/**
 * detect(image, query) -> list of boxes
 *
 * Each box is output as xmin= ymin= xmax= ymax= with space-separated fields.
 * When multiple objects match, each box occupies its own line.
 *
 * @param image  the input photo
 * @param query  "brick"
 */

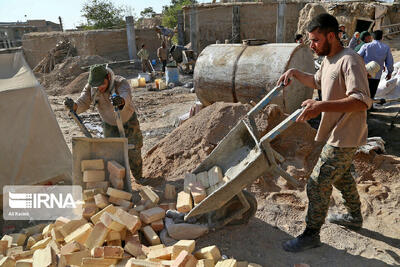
xmin=197 ymin=259 xmax=215 ymax=267
xmin=50 ymin=227 xmax=64 ymax=243
xmin=26 ymin=233 xmax=42 ymax=250
xmin=196 ymin=171 xmax=209 ymax=188
xmin=81 ymin=159 xmax=104 ymax=171
xmin=62 ymin=249 xmax=90 ymax=266
xmin=148 ymin=244 xmax=165 ymax=250
xmin=125 ymin=258 xmax=161 ymax=267
xmin=83 ymin=205 xmax=99 ymax=219
xmin=190 ymin=182 xmax=207 ymax=204
xmin=107 ymin=187 xmax=132 ymax=201
xmin=82 ymin=257 xmax=118 ymax=266
xmin=9 ymin=233 xmax=26 ymax=246
xmin=134 ymin=204 xmax=146 ymax=213
xmin=21 ymin=223 xmax=46 ymax=236
xmin=94 ymin=193 xmax=109 ymax=209
xmin=126 ymin=232 xmax=140 ymax=243
xmin=108 ymin=160 xmax=125 ymax=178
xmin=172 ymin=240 xmax=195 ymax=260
xmin=12 ymin=250 xmax=34 ymax=261
xmin=144 ymin=199 xmax=157 ymax=209
xmin=15 ymin=259 xmax=33 ymax=267
xmin=91 ymin=204 xmax=117 ymax=225
xmin=110 ymin=174 xmax=124 ymax=190
xmin=107 ymin=239 xmax=122 ymax=246
xmin=247 ymin=264 xmax=263 ymax=267
xmin=59 ymin=218 xmax=87 ymax=237
xmin=41 ymin=224 xmax=54 ymax=237
xmin=147 ymin=246 xmax=173 ymax=260
xmin=104 ymin=246 xmax=124 ymax=259
xmin=107 ymin=230 xmax=121 ymax=241
xmin=30 ymin=236 xmax=51 ymax=251
xmin=124 ymin=240 xmax=146 ymax=257
xmin=84 ymin=199 xmax=97 ymax=209
xmin=60 ymin=240 xmax=84 ymax=255
xmin=128 ymin=208 xmax=140 ymax=216
xmin=194 ymin=246 xmax=221 ymax=263
xmin=64 ymin=223 xmax=93 ymax=245
xmin=139 ymin=186 xmax=160 ymax=204
xmin=236 ymin=262 xmax=247 ymax=267
xmin=53 ymin=217 xmax=70 ymax=228
xmin=172 ymin=250 xmax=197 ymax=267
xmin=184 ymin=173 xmax=197 ymax=193
xmin=83 ymin=170 xmax=105 ymax=182
xmin=176 ymin=191 xmax=192 ymax=213
xmin=85 ymin=222 xmax=109 ymax=249
xmin=86 ymin=181 xmax=110 ymax=191
xmin=142 ymin=226 xmax=161 ymax=246
xmin=83 ymin=188 xmax=105 ymax=200
xmin=100 ymin=212 xmax=125 ymax=231
xmin=0 ymin=240 xmax=8 ymax=255
xmin=115 ymin=208 xmax=142 ymax=232
xmin=109 ymin=196 xmax=133 ymax=209
xmin=0 ymin=236 xmax=12 ymax=248
xmin=91 ymin=246 xmax=104 ymax=258
xmin=207 ymin=166 xmax=223 ymax=187
xmin=0 ymin=257 xmax=16 ymax=267
xmin=140 ymin=207 xmax=165 ymax=224
xmin=215 ymin=260 xmax=237 ymax=267
xmin=151 ymin=219 xmax=164 ymax=232
xmin=164 ymin=184 xmax=177 ymax=200
xmin=32 ymin=246 xmax=56 ymax=267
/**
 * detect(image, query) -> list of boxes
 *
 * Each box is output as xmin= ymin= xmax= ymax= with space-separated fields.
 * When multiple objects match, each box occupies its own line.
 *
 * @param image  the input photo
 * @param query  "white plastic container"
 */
xmin=138 ymin=73 xmax=151 ymax=82
xmin=129 ymin=78 xmax=139 ymax=88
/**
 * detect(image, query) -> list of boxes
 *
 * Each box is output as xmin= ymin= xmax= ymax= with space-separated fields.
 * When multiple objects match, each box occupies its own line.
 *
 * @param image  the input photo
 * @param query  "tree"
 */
xmin=162 ymin=0 xmax=197 ymax=29
xmin=140 ymin=7 xmax=157 ymax=18
xmin=81 ymin=0 xmax=127 ymax=29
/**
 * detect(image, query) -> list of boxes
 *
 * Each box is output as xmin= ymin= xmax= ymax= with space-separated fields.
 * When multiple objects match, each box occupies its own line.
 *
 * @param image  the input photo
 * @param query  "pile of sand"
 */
xmin=38 ymin=55 xmax=109 ymax=96
xmin=143 ymin=102 xmax=319 ymax=182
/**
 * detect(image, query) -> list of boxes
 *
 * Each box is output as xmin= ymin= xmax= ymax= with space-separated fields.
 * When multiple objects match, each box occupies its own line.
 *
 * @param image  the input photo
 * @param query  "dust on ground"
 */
xmin=46 ymin=54 xmax=400 ymax=266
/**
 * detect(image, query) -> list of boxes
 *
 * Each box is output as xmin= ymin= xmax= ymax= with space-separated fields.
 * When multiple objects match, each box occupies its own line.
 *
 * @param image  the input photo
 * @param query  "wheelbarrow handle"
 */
xmin=247 ymin=82 xmax=286 ymax=117
xmin=68 ymin=110 xmax=93 ymax=138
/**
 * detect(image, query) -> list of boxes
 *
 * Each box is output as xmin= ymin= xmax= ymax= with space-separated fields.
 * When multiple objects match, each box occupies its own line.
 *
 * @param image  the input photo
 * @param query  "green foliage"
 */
xmin=162 ymin=0 xmax=197 ymax=29
xmin=140 ymin=7 xmax=156 ymax=18
xmin=81 ymin=0 xmax=127 ymax=29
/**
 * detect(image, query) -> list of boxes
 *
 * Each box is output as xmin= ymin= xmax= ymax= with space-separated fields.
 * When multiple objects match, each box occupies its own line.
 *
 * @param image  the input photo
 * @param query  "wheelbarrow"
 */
xmin=184 ymin=83 xmax=304 ymax=228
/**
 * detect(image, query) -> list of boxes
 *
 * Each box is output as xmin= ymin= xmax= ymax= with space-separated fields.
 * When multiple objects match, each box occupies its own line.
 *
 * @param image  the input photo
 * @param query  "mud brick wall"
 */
xmin=22 ymin=29 xmax=161 ymax=68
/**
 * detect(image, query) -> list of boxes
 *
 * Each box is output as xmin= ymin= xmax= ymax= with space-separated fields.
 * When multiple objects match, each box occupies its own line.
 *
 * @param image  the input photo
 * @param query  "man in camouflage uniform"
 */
xmin=64 ymin=65 xmax=143 ymax=181
xmin=277 ymin=13 xmax=372 ymax=252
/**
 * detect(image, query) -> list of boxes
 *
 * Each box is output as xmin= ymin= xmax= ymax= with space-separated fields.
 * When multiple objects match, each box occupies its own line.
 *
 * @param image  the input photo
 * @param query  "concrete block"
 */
xmin=184 ymin=173 xmax=197 ymax=193
xmin=190 ymin=182 xmax=207 ymax=204
xmin=215 ymin=260 xmax=237 ymax=267
xmin=83 ymin=170 xmax=105 ymax=182
xmin=194 ymin=246 xmax=221 ymax=263
xmin=151 ymin=219 xmax=164 ymax=232
xmin=142 ymin=226 xmax=161 ymax=245
xmin=109 ymin=196 xmax=133 ymax=209
xmin=207 ymin=166 xmax=223 ymax=187
xmin=64 ymin=223 xmax=93 ymax=245
xmin=115 ymin=208 xmax=142 ymax=233
xmin=196 ymin=171 xmax=209 ymax=188
xmin=86 ymin=181 xmax=110 ymax=191
xmin=176 ymin=191 xmax=192 ymax=213
xmin=164 ymin=184 xmax=177 ymax=200
xmin=91 ymin=204 xmax=117 ymax=225
xmin=140 ymin=207 xmax=166 ymax=224
xmin=85 ymin=222 xmax=109 ymax=249
xmin=107 ymin=187 xmax=132 ymax=201
xmin=171 ymin=250 xmax=197 ymax=267
xmin=172 ymin=240 xmax=195 ymax=259
xmin=139 ymin=186 xmax=160 ymax=204
xmin=100 ymin=212 xmax=125 ymax=232
xmin=81 ymin=159 xmax=104 ymax=171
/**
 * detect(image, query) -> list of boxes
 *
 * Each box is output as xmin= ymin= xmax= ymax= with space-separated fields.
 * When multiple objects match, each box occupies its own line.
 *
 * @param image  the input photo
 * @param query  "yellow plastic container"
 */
xmin=138 ymin=77 xmax=146 ymax=87
xmin=155 ymin=79 xmax=161 ymax=89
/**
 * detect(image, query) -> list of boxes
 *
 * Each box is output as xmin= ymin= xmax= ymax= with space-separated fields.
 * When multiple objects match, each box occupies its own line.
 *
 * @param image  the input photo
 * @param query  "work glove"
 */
xmin=111 ymin=94 xmax=125 ymax=110
xmin=64 ymin=97 xmax=75 ymax=111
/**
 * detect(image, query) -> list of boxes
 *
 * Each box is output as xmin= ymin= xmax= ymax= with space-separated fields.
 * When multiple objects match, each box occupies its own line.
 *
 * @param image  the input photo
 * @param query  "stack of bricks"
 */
xmin=0 ymin=161 xmax=262 ymax=267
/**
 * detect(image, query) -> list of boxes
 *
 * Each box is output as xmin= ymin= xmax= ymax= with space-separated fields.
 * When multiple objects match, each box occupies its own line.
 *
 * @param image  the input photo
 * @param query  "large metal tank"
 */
xmin=194 ymin=43 xmax=315 ymax=113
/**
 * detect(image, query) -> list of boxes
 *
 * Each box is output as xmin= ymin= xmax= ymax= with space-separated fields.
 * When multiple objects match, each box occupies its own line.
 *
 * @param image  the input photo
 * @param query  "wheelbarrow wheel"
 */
xmin=227 ymin=190 xmax=258 ymax=226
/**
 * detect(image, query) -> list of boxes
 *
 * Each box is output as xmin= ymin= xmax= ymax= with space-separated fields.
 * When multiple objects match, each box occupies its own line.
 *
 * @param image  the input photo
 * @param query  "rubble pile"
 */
xmin=0 ymin=158 xmax=263 ymax=266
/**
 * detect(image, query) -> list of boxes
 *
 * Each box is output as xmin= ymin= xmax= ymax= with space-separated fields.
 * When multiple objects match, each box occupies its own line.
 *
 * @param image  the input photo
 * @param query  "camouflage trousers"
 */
xmin=103 ymin=112 xmax=143 ymax=180
xmin=306 ymin=144 xmax=361 ymax=230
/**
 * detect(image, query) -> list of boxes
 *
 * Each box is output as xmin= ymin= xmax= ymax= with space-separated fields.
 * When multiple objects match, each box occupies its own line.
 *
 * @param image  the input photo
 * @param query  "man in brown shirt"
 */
xmin=277 ymin=13 xmax=372 ymax=252
xmin=157 ymin=42 xmax=168 ymax=73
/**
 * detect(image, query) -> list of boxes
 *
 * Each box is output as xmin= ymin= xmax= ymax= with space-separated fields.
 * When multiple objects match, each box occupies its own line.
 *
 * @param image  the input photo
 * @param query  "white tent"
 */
xmin=0 ymin=51 xmax=71 ymax=187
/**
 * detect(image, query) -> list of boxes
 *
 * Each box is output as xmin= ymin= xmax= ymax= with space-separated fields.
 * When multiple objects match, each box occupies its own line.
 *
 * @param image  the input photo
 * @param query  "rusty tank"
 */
xmin=193 ymin=43 xmax=315 ymax=113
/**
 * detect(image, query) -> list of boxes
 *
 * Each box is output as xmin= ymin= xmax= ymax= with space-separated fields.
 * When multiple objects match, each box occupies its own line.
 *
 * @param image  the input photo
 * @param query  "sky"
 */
xmin=0 ymin=0 xmax=210 ymax=30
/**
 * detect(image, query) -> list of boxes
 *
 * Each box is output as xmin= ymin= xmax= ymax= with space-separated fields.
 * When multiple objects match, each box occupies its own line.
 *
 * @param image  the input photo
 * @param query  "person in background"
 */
xmin=349 ymin=31 xmax=360 ymax=50
xmin=278 ymin=13 xmax=371 ymax=253
xmin=64 ymin=65 xmax=143 ymax=181
xmin=355 ymin=31 xmax=372 ymax=52
xmin=157 ymin=42 xmax=168 ymax=73
xmin=295 ymin=34 xmax=303 ymax=44
xmin=339 ymin=24 xmax=348 ymax=45
xmin=358 ymin=30 xmax=394 ymax=99
xmin=137 ymin=44 xmax=152 ymax=73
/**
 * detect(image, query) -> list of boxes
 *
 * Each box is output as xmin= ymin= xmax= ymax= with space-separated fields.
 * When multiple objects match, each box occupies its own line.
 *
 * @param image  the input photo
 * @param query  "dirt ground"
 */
xmin=44 ymin=52 xmax=400 ymax=266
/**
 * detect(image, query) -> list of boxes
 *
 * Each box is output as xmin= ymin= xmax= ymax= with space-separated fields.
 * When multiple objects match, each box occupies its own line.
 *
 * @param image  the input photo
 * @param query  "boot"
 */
xmin=327 ymin=212 xmax=362 ymax=229
xmin=282 ymin=227 xmax=321 ymax=253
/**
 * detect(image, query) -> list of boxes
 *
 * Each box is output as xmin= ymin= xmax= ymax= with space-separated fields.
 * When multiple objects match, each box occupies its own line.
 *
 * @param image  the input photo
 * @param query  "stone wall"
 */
xmin=22 ymin=28 xmax=161 ymax=68
xmin=183 ymin=2 xmax=306 ymax=52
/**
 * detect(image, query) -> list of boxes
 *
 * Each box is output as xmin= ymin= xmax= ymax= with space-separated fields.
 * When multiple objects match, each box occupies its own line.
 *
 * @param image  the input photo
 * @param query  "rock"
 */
xmin=160 ymin=229 xmax=177 ymax=247
xmin=166 ymin=223 xmax=208 ymax=240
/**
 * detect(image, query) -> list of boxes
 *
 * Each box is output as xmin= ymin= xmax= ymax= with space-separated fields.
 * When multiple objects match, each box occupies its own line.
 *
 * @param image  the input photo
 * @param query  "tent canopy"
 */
xmin=0 ymin=51 xmax=71 ymax=187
